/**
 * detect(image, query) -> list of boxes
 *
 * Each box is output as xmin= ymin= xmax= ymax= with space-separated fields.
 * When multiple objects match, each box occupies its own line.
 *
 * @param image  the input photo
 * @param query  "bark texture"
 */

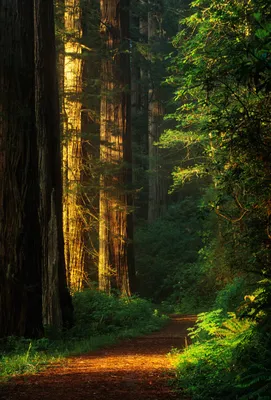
xmin=0 ymin=0 xmax=43 ymax=337
xmin=99 ymin=0 xmax=135 ymax=296
xmin=148 ymin=3 xmax=167 ymax=223
xmin=34 ymin=0 xmax=73 ymax=329
xmin=0 ymin=0 xmax=72 ymax=338
xmin=62 ymin=0 xmax=84 ymax=291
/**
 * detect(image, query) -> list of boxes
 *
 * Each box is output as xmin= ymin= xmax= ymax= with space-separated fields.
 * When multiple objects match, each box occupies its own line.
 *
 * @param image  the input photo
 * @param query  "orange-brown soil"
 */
xmin=0 ymin=315 xmax=196 ymax=400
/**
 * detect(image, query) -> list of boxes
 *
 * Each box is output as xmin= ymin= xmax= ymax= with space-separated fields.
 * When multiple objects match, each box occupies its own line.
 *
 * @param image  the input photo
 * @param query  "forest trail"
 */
xmin=0 ymin=315 xmax=196 ymax=400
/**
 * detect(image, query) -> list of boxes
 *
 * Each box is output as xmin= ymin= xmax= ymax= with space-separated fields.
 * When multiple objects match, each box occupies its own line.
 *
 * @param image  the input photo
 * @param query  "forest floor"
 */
xmin=0 ymin=315 xmax=196 ymax=400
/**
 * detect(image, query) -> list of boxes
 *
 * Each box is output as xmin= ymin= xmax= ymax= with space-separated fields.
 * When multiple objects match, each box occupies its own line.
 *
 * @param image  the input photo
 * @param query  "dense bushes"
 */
xmin=214 ymin=277 xmax=247 ymax=313
xmin=135 ymin=194 xmax=250 ymax=314
xmin=135 ymin=197 xmax=205 ymax=305
xmin=71 ymin=290 xmax=166 ymax=337
xmin=173 ymin=281 xmax=271 ymax=399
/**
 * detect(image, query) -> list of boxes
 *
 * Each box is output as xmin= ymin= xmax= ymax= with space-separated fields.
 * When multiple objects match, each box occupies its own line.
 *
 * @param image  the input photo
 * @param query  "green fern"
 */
xmin=237 ymin=361 xmax=271 ymax=399
xmin=215 ymin=316 xmax=254 ymax=340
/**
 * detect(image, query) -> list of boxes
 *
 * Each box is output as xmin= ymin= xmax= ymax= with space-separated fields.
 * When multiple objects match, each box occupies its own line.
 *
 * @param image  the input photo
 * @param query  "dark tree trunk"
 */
xmin=34 ymin=0 xmax=73 ymax=328
xmin=81 ymin=0 xmax=101 ymax=284
xmin=147 ymin=2 xmax=168 ymax=223
xmin=0 ymin=0 xmax=43 ymax=337
xmin=0 ymin=0 xmax=72 ymax=338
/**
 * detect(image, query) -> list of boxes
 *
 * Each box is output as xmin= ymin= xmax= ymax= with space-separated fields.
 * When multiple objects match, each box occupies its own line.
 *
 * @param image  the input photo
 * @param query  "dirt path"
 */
xmin=0 ymin=315 xmax=196 ymax=400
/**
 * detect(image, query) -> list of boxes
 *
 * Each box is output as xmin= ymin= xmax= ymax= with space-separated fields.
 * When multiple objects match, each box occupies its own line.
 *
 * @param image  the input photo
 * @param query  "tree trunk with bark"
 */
xmin=0 ymin=0 xmax=72 ymax=337
xmin=0 ymin=0 xmax=43 ymax=338
xmin=99 ymin=0 xmax=135 ymax=296
xmin=62 ymin=0 xmax=85 ymax=292
xmin=34 ymin=0 xmax=73 ymax=329
xmin=148 ymin=1 xmax=167 ymax=223
xmin=80 ymin=0 xmax=102 ymax=284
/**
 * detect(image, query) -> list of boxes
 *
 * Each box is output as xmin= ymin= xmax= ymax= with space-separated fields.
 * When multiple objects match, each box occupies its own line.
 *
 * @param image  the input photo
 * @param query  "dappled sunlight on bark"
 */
xmin=62 ymin=0 xmax=84 ymax=292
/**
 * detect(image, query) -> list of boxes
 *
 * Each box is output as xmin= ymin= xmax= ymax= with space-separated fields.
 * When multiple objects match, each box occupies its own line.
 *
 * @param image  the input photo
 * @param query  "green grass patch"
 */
xmin=0 ymin=335 xmax=115 ymax=380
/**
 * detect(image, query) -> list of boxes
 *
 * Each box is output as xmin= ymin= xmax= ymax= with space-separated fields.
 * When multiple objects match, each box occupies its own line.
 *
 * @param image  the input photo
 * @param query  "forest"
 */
xmin=0 ymin=0 xmax=271 ymax=399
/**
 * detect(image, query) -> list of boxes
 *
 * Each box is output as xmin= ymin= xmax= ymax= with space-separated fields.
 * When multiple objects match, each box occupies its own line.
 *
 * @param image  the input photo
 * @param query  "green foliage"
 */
xmin=174 ymin=280 xmax=271 ymax=399
xmin=0 ymin=335 xmax=115 ymax=380
xmin=135 ymin=192 xmax=250 ymax=313
xmin=240 ymin=278 xmax=271 ymax=323
xmin=162 ymin=0 xmax=271 ymax=281
xmin=135 ymin=196 xmax=206 ymax=306
xmin=71 ymin=289 xmax=166 ymax=337
xmin=214 ymin=277 xmax=247 ymax=313
xmin=164 ymin=1 xmax=271 ymax=395
xmin=174 ymin=310 xmax=257 ymax=399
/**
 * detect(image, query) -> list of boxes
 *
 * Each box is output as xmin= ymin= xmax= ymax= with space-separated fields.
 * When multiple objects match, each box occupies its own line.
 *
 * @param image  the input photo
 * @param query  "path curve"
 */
xmin=0 ymin=315 xmax=196 ymax=400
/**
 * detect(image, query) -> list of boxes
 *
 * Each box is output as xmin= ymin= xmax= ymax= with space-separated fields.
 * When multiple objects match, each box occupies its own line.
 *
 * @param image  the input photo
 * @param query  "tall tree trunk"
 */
xmin=0 ymin=0 xmax=43 ymax=338
xmin=148 ymin=2 xmax=167 ymax=223
xmin=34 ymin=0 xmax=73 ymax=328
xmin=99 ymin=0 xmax=135 ymax=296
xmin=129 ymin=0 xmax=149 ymax=221
xmin=80 ymin=0 xmax=101 ymax=283
xmin=0 ymin=0 xmax=72 ymax=337
xmin=139 ymin=0 xmax=148 ymax=108
xmin=62 ymin=0 xmax=84 ymax=291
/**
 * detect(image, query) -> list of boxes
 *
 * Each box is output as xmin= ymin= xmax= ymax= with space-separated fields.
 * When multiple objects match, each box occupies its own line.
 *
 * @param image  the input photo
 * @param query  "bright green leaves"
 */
xmin=165 ymin=3 xmax=271 ymax=398
xmin=171 ymin=164 xmax=207 ymax=187
xmin=164 ymin=0 xmax=271 ymax=216
xmin=173 ymin=309 xmax=259 ymax=399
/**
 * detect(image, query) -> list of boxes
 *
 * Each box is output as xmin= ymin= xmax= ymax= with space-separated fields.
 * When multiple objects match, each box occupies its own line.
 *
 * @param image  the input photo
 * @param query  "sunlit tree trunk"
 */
xmin=34 ymin=0 xmax=73 ymax=328
xmin=148 ymin=2 xmax=167 ymax=223
xmin=99 ymin=0 xmax=135 ymax=296
xmin=55 ymin=0 xmax=65 ymax=130
xmin=0 ymin=0 xmax=43 ymax=337
xmin=62 ymin=0 xmax=84 ymax=291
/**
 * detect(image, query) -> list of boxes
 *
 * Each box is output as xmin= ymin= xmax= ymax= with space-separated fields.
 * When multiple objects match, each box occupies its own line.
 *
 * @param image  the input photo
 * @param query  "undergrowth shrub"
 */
xmin=174 ymin=310 xmax=256 ymax=399
xmin=71 ymin=290 xmax=166 ymax=337
xmin=214 ymin=277 xmax=247 ymax=313
xmin=135 ymin=199 xmax=204 ymax=304
xmin=174 ymin=281 xmax=271 ymax=399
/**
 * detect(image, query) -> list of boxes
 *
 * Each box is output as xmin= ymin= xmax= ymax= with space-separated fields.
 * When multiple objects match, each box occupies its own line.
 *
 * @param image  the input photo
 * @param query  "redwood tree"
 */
xmin=0 ymin=0 xmax=72 ymax=337
xmin=147 ymin=0 xmax=169 ymax=223
xmin=34 ymin=0 xmax=73 ymax=328
xmin=62 ymin=0 xmax=85 ymax=292
xmin=99 ymin=0 xmax=135 ymax=295
xmin=0 ymin=0 xmax=43 ymax=337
